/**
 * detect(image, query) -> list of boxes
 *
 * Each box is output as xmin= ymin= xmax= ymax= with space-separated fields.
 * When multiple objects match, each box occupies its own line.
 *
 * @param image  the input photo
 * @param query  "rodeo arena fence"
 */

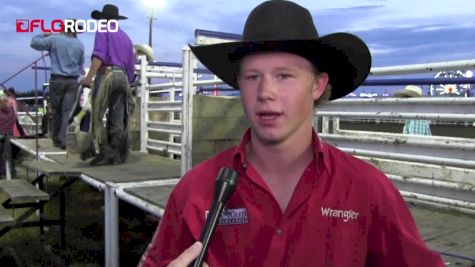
xmin=135 ymin=30 xmax=475 ymax=215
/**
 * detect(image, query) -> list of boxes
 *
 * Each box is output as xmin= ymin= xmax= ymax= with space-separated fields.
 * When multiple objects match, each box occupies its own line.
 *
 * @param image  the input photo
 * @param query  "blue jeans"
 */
xmin=49 ymin=76 xmax=79 ymax=147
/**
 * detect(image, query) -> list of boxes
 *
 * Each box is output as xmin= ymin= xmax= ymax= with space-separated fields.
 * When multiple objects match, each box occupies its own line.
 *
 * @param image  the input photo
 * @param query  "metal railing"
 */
xmin=136 ymin=45 xmax=475 ymax=212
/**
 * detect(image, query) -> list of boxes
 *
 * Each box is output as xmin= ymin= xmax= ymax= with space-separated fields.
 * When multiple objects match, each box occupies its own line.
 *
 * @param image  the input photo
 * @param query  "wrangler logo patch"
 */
xmin=321 ymin=207 xmax=359 ymax=222
xmin=206 ymin=208 xmax=248 ymax=225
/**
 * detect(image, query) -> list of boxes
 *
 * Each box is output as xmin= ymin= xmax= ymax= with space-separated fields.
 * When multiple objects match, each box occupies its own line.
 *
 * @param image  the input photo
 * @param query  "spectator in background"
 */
xmin=0 ymin=91 xmax=15 ymax=178
xmin=31 ymin=22 xmax=85 ymax=149
xmin=4 ymin=87 xmax=23 ymax=137
xmin=394 ymin=85 xmax=432 ymax=136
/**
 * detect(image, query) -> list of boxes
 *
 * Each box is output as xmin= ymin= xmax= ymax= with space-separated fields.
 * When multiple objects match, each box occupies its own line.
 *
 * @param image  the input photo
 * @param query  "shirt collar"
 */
xmin=232 ymin=128 xmax=332 ymax=175
xmin=233 ymin=129 xmax=251 ymax=172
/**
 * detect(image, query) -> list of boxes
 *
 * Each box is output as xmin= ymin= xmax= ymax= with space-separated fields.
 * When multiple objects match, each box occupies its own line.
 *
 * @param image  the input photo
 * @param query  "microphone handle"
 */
xmin=190 ymin=201 xmax=225 ymax=267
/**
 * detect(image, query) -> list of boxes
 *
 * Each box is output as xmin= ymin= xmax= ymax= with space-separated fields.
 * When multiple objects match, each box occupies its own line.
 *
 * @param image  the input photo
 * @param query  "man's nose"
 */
xmin=257 ymin=76 xmax=277 ymax=101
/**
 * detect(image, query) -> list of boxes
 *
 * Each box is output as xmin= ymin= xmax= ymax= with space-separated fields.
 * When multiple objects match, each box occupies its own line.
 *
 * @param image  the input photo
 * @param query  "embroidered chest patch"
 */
xmin=206 ymin=208 xmax=249 ymax=225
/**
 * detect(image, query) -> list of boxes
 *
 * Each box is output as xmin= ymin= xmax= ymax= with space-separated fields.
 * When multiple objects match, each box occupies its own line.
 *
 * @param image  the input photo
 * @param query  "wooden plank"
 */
xmin=10 ymin=138 xmax=66 ymax=156
xmin=48 ymin=152 xmax=181 ymax=184
xmin=0 ymin=180 xmax=49 ymax=204
xmin=21 ymin=160 xmax=82 ymax=176
xmin=124 ymin=185 xmax=174 ymax=209
xmin=0 ymin=205 xmax=14 ymax=227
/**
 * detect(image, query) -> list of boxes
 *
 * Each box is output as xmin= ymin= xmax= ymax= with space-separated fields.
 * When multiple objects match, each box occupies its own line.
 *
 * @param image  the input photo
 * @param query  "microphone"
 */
xmin=191 ymin=167 xmax=240 ymax=267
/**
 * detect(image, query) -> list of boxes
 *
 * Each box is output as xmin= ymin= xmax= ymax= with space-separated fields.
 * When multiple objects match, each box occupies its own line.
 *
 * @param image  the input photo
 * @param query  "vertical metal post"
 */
xmin=140 ymin=56 xmax=149 ymax=153
xmin=321 ymin=116 xmax=330 ymax=134
xmin=34 ymin=62 xmax=39 ymax=160
xmin=3 ymin=161 xmax=12 ymax=180
xmin=181 ymin=46 xmax=194 ymax=176
xmin=332 ymin=117 xmax=340 ymax=134
xmin=312 ymin=111 xmax=319 ymax=131
xmin=60 ymin=189 xmax=66 ymax=251
xmin=148 ymin=9 xmax=153 ymax=48
xmin=104 ymin=184 xmax=119 ymax=267
xmin=169 ymin=74 xmax=176 ymax=159
xmin=5 ymin=112 xmax=12 ymax=179
xmin=38 ymin=175 xmax=45 ymax=235
xmin=42 ymin=83 xmax=48 ymax=114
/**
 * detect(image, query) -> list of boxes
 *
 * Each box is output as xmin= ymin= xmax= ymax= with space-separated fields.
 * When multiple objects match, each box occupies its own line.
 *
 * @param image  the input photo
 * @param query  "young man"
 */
xmin=80 ymin=4 xmax=135 ymax=165
xmin=31 ymin=25 xmax=85 ymax=149
xmin=140 ymin=1 xmax=445 ymax=266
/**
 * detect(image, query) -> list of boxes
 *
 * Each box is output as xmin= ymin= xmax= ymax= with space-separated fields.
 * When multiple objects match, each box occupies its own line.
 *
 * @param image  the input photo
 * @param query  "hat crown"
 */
xmin=102 ymin=4 xmax=119 ymax=16
xmin=242 ymin=0 xmax=319 ymax=41
xmin=91 ymin=4 xmax=127 ymax=20
xmin=404 ymin=85 xmax=423 ymax=96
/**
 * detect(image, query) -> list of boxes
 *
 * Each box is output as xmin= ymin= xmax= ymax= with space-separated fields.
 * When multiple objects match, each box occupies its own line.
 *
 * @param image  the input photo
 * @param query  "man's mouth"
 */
xmin=257 ymin=111 xmax=282 ymax=120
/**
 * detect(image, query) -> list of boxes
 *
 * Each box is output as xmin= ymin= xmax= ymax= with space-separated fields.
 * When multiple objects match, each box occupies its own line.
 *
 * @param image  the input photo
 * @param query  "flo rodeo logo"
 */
xmin=16 ymin=19 xmax=119 ymax=33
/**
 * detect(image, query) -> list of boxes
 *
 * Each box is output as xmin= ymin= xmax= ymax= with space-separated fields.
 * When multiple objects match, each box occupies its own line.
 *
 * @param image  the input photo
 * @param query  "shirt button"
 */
xmin=276 ymin=228 xmax=283 ymax=236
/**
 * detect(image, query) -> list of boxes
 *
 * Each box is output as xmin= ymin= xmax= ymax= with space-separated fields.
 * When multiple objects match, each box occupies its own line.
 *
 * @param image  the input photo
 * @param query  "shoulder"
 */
xmin=169 ymin=146 xmax=237 ymax=204
xmin=324 ymin=142 xmax=395 ymax=192
xmin=323 ymin=143 xmax=409 ymax=219
xmin=325 ymin=143 xmax=385 ymax=177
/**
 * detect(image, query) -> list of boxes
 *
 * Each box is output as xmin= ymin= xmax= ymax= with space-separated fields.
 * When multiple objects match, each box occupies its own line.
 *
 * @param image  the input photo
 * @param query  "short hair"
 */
xmin=7 ymin=87 xmax=16 ymax=97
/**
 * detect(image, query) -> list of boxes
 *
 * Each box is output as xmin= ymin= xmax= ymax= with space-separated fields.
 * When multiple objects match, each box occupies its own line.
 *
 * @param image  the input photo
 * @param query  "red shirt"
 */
xmin=141 ymin=129 xmax=444 ymax=267
xmin=0 ymin=105 xmax=15 ymax=135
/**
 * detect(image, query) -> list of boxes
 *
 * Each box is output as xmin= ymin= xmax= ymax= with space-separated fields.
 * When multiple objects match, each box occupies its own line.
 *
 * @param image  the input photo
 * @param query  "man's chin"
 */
xmin=252 ymin=128 xmax=284 ymax=145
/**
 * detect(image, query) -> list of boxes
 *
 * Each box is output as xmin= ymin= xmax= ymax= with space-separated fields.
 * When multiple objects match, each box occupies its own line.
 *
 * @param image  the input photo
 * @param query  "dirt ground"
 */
xmin=0 ymin=168 xmax=159 ymax=267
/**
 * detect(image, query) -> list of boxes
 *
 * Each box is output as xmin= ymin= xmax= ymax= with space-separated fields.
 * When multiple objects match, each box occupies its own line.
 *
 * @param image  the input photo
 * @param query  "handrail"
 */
xmin=0 ymin=53 xmax=49 ymax=90
xmin=370 ymin=59 xmax=475 ymax=76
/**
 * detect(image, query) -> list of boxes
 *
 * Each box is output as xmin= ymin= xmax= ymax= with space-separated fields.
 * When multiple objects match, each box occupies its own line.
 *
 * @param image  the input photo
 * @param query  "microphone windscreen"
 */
xmin=214 ymin=167 xmax=239 ymax=203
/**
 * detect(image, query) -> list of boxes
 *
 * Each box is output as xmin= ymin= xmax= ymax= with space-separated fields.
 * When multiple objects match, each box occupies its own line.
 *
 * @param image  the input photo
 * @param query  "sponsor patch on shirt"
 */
xmin=205 ymin=208 xmax=248 ymax=225
xmin=320 ymin=207 xmax=360 ymax=222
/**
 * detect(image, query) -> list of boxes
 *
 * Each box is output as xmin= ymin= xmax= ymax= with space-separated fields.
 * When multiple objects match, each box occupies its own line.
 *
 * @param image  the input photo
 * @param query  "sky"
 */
xmin=0 ymin=0 xmax=474 ymax=94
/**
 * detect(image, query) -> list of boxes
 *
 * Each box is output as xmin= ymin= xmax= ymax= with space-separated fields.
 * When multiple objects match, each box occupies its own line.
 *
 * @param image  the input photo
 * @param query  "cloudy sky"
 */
xmin=0 ymin=0 xmax=474 ymax=93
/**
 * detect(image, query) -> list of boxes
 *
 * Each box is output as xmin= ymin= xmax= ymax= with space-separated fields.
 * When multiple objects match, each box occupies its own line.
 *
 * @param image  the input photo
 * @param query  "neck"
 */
xmin=247 ymin=128 xmax=314 ymax=176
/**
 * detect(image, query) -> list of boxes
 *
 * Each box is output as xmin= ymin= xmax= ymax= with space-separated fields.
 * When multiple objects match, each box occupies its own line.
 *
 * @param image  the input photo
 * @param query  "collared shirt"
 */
xmin=141 ymin=128 xmax=444 ymax=267
xmin=403 ymin=119 xmax=432 ymax=135
xmin=92 ymin=28 xmax=135 ymax=82
xmin=30 ymin=34 xmax=85 ymax=77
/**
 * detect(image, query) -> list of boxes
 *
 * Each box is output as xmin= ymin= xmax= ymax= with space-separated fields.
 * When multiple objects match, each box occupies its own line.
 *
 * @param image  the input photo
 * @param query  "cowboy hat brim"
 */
xmin=91 ymin=10 xmax=128 ymax=20
xmin=394 ymin=90 xmax=421 ymax=98
xmin=189 ymin=32 xmax=371 ymax=100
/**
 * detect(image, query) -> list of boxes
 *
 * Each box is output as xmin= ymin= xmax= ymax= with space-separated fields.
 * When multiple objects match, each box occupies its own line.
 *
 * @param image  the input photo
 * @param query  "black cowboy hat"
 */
xmin=189 ymin=0 xmax=372 ymax=100
xmin=91 ymin=4 xmax=127 ymax=20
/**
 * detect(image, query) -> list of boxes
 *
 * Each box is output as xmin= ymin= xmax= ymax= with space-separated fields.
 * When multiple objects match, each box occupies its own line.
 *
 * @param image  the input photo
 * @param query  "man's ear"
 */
xmin=313 ymin=72 xmax=329 ymax=101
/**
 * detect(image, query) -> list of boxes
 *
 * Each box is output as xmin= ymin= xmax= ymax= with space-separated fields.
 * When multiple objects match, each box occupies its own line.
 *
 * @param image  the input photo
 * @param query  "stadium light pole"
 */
xmin=148 ymin=10 xmax=153 ymax=47
xmin=144 ymin=0 xmax=165 ymax=47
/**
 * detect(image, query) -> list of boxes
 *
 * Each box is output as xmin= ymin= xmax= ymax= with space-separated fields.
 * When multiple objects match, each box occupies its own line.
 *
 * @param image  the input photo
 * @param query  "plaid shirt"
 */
xmin=403 ymin=119 xmax=432 ymax=135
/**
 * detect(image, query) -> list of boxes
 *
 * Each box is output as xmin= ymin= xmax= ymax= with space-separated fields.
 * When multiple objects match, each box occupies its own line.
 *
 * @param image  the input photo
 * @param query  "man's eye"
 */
xmin=245 ymin=75 xmax=259 ymax=80
xmin=278 ymin=74 xmax=292 ymax=79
